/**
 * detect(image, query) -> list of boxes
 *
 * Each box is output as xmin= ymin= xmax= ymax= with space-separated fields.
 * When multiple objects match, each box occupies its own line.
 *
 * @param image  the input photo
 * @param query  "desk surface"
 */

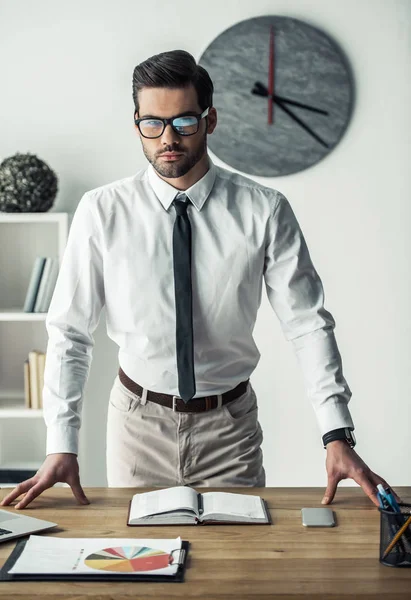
xmin=0 ymin=486 xmax=410 ymax=599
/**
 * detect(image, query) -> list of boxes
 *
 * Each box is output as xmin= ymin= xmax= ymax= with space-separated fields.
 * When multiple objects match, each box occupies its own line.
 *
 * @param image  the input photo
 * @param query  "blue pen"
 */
xmin=377 ymin=484 xmax=398 ymax=512
xmin=377 ymin=486 xmax=392 ymax=511
xmin=384 ymin=487 xmax=401 ymax=513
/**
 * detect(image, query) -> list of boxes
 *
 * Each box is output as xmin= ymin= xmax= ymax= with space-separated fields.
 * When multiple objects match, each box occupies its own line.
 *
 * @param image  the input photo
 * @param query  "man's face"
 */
xmin=135 ymin=84 xmax=216 ymax=179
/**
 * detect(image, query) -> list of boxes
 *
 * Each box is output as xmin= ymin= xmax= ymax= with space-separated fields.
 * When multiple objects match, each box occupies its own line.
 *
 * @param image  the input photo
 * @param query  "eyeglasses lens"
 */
xmin=139 ymin=116 xmax=198 ymax=138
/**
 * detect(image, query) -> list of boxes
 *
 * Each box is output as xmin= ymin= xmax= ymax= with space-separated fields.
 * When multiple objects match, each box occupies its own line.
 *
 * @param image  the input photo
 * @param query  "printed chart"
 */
xmin=84 ymin=545 xmax=173 ymax=572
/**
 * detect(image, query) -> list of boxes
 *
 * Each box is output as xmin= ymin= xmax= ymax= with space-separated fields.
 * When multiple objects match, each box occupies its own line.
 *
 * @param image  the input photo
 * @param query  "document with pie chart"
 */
xmin=8 ymin=535 xmax=183 ymax=576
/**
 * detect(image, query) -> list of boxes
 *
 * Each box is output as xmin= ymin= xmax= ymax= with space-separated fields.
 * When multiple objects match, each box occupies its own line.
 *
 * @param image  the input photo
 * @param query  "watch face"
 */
xmin=198 ymin=16 xmax=354 ymax=177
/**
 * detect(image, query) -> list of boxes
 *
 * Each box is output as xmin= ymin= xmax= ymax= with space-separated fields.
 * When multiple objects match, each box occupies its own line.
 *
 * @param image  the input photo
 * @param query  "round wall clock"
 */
xmin=198 ymin=16 xmax=354 ymax=177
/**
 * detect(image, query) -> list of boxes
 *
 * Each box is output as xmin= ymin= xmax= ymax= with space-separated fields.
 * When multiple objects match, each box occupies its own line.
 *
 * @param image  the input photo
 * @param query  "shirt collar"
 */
xmin=146 ymin=154 xmax=217 ymax=212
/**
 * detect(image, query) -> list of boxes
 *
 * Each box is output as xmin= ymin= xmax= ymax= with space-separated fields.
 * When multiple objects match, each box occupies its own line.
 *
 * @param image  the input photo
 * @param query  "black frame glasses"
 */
xmin=134 ymin=107 xmax=210 ymax=138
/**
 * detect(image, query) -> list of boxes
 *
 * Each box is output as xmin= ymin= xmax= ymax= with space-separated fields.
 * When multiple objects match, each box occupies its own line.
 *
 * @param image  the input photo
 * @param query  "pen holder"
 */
xmin=379 ymin=503 xmax=411 ymax=567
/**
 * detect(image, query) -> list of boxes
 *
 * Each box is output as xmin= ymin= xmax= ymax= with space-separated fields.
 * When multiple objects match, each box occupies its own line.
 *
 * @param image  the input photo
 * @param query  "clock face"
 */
xmin=198 ymin=16 xmax=354 ymax=177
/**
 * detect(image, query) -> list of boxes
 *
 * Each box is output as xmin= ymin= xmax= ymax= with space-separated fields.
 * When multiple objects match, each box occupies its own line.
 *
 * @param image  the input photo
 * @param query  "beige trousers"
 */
xmin=106 ymin=373 xmax=265 ymax=488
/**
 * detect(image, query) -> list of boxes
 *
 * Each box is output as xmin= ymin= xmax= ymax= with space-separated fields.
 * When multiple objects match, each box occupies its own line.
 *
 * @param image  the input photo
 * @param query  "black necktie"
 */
xmin=172 ymin=193 xmax=196 ymax=402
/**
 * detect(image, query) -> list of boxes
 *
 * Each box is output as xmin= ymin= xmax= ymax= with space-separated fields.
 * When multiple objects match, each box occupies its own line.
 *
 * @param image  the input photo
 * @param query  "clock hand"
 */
xmin=251 ymin=81 xmax=330 ymax=146
xmin=268 ymin=25 xmax=274 ymax=124
xmin=252 ymin=82 xmax=328 ymax=115
xmin=274 ymin=94 xmax=328 ymax=115
xmin=274 ymin=97 xmax=329 ymax=148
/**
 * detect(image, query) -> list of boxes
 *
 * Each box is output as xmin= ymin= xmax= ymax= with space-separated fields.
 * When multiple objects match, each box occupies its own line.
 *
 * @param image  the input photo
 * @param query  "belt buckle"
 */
xmin=172 ymin=396 xmax=181 ymax=412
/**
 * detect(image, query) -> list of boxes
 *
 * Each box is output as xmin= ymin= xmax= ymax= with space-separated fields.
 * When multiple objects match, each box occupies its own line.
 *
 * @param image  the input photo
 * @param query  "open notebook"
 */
xmin=127 ymin=486 xmax=270 ymax=526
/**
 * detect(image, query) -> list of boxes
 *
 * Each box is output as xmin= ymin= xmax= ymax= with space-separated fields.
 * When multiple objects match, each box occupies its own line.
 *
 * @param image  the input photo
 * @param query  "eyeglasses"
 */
xmin=134 ymin=107 xmax=210 ymax=138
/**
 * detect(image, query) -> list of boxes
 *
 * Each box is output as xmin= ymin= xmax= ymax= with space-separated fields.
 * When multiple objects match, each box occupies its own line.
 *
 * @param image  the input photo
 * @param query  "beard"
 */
xmin=141 ymin=132 xmax=207 ymax=179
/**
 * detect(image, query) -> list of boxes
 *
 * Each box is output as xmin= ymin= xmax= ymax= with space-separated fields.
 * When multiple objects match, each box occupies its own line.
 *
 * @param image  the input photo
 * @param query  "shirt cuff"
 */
xmin=46 ymin=424 xmax=79 ymax=456
xmin=315 ymin=396 xmax=355 ymax=437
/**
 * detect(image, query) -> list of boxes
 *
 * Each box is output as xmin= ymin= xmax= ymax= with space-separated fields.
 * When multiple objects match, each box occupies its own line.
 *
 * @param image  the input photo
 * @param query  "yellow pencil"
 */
xmin=382 ymin=514 xmax=411 ymax=559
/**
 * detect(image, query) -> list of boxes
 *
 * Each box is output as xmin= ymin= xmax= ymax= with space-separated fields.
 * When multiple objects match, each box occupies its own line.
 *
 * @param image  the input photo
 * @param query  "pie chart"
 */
xmin=84 ymin=545 xmax=173 ymax=572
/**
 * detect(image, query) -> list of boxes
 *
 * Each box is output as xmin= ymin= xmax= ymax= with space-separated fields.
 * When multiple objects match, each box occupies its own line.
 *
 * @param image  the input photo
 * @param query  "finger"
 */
xmin=390 ymin=488 xmax=403 ymax=504
xmin=15 ymin=481 xmax=50 ymax=510
xmin=0 ymin=479 xmax=36 ymax=506
xmin=351 ymin=471 xmax=379 ymax=507
xmin=67 ymin=476 xmax=90 ymax=505
xmin=322 ymin=476 xmax=339 ymax=504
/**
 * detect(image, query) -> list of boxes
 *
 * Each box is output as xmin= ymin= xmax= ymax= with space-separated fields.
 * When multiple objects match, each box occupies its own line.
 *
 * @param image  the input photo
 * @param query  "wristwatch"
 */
xmin=322 ymin=427 xmax=356 ymax=449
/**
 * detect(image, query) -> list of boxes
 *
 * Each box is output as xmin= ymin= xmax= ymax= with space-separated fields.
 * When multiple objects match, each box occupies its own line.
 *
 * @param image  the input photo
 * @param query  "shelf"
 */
xmin=0 ymin=461 xmax=68 ymax=488
xmin=0 ymin=461 xmax=42 ymax=486
xmin=0 ymin=461 xmax=43 ymax=470
xmin=0 ymin=309 xmax=47 ymax=321
xmin=0 ymin=212 xmax=70 ymax=224
xmin=0 ymin=407 xmax=43 ymax=418
xmin=0 ymin=397 xmax=43 ymax=418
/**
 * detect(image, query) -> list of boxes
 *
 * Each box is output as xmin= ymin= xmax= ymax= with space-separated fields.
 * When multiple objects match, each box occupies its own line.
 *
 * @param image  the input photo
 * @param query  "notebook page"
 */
xmin=201 ymin=492 xmax=265 ymax=519
xmin=130 ymin=486 xmax=198 ymax=520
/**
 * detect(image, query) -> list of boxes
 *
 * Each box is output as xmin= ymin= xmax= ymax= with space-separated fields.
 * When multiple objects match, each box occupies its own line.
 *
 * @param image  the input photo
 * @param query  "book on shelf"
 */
xmin=25 ymin=350 xmax=46 ymax=409
xmin=37 ymin=352 xmax=45 ymax=405
xmin=23 ymin=256 xmax=59 ymax=313
xmin=23 ymin=360 xmax=30 ymax=409
xmin=23 ymin=257 xmax=46 ymax=312
xmin=127 ymin=486 xmax=271 ymax=526
xmin=34 ymin=258 xmax=59 ymax=313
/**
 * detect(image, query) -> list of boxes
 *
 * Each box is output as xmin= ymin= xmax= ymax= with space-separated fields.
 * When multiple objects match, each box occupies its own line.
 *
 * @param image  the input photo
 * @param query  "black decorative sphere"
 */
xmin=0 ymin=152 xmax=58 ymax=212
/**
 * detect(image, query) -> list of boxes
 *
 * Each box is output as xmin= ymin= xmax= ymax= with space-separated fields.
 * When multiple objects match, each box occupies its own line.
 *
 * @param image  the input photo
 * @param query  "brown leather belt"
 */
xmin=118 ymin=367 xmax=249 ymax=413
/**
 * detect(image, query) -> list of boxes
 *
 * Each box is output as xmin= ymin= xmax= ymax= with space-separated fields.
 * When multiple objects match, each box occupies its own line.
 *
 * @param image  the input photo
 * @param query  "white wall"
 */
xmin=1 ymin=0 xmax=410 ymax=488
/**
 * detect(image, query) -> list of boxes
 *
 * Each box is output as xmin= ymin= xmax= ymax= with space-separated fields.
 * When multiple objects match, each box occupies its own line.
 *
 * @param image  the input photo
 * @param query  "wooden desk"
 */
xmin=0 ymin=486 xmax=410 ymax=599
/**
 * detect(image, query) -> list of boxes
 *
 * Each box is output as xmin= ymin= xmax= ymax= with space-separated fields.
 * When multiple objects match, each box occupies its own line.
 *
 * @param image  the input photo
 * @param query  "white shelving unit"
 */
xmin=0 ymin=310 xmax=48 ymax=321
xmin=0 ymin=212 xmax=69 ymax=480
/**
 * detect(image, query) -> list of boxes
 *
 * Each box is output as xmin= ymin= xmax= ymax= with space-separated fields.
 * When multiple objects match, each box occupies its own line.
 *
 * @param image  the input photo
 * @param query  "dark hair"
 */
xmin=132 ymin=50 xmax=213 ymax=114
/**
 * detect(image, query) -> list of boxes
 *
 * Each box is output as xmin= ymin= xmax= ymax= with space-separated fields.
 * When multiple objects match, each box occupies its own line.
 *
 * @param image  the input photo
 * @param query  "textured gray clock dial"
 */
xmin=198 ymin=16 xmax=354 ymax=176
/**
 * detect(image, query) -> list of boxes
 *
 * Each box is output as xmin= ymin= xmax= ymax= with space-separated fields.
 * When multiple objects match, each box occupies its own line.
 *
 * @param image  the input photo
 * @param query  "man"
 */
xmin=1 ymin=50 xmax=400 ymax=510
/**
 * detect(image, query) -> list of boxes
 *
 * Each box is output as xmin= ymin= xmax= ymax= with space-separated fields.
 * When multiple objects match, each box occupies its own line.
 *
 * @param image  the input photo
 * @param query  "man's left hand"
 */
xmin=321 ymin=440 xmax=401 ymax=507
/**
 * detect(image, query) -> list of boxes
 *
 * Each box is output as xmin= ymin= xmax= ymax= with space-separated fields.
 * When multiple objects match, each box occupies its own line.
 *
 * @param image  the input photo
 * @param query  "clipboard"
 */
xmin=0 ymin=537 xmax=189 ymax=582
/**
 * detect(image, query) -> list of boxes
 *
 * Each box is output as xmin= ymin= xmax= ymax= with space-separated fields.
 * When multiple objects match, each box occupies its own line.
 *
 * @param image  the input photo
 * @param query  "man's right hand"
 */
xmin=0 ymin=453 xmax=90 ymax=510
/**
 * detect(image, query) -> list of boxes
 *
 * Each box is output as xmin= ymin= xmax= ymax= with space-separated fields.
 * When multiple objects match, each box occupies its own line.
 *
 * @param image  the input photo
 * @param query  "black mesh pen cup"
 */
xmin=379 ymin=503 xmax=411 ymax=567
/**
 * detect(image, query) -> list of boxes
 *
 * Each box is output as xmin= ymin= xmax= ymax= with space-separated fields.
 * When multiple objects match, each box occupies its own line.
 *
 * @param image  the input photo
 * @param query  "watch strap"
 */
xmin=322 ymin=427 xmax=356 ymax=449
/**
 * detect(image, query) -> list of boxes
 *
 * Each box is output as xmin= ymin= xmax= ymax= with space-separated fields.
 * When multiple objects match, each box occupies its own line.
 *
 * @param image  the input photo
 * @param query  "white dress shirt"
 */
xmin=44 ymin=155 xmax=354 ymax=455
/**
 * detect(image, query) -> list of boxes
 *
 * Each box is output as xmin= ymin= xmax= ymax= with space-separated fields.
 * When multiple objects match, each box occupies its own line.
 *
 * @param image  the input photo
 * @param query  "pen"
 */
xmin=382 ymin=514 xmax=411 ymax=559
xmin=384 ymin=487 xmax=401 ymax=513
xmin=377 ymin=484 xmax=400 ymax=512
xmin=376 ymin=485 xmax=393 ymax=511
